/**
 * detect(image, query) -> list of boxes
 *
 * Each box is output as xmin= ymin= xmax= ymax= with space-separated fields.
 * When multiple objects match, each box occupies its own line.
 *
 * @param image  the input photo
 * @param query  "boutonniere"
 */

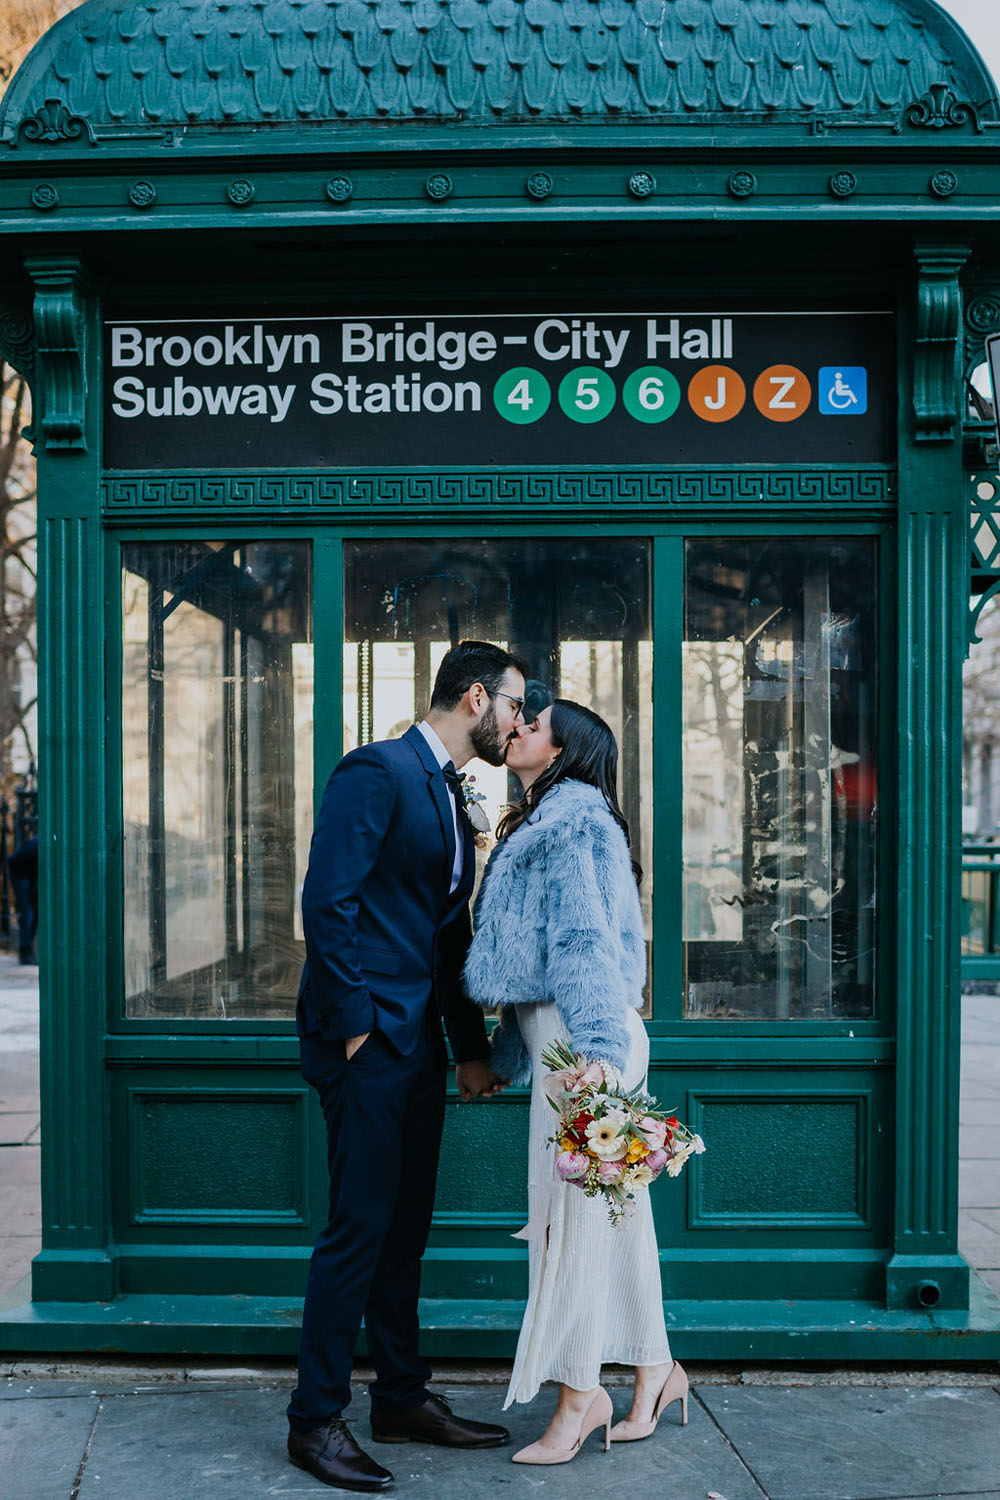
xmin=459 ymin=774 xmax=492 ymax=848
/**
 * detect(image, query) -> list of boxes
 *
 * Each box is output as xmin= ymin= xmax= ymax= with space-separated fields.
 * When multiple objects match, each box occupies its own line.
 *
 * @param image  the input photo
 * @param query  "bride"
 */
xmin=464 ymin=698 xmax=688 ymax=1464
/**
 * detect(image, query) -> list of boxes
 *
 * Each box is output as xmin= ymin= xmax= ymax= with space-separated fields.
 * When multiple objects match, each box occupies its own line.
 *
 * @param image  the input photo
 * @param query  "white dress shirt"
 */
xmin=417 ymin=720 xmax=463 ymax=894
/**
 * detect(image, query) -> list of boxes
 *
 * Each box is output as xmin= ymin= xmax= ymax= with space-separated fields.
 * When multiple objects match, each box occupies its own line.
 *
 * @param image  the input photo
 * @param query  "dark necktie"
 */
xmin=442 ymin=760 xmax=466 ymax=813
xmin=442 ymin=761 xmax=471 ymax=865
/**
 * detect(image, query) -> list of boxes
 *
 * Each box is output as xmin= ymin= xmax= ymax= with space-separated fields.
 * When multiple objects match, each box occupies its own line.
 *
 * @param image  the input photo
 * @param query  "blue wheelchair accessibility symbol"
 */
xmin=819 ymin=366 xmax=867 ymax=415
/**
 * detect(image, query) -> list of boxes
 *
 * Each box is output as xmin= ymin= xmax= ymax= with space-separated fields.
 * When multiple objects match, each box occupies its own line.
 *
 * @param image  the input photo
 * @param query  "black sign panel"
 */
xmin=104 ymin=312 xmax=894 ymax=470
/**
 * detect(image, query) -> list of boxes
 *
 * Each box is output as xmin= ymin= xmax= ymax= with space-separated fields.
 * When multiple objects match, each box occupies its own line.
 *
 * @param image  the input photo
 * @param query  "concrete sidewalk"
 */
xmin=2 ymin=1365 xmax=1000 ymax=1500
xmin=1 ymin=973 xmax=1000 ymax=1498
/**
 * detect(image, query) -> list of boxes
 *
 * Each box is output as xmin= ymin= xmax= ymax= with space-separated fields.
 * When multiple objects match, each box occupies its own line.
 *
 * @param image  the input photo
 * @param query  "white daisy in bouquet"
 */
xmin=541 ymin=1038 xmax=705 ymax=1226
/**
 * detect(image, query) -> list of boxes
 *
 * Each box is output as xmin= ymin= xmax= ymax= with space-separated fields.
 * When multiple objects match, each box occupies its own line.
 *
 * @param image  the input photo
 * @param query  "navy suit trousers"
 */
xmin=287 ymin=1024 xmax=446 ymax=1428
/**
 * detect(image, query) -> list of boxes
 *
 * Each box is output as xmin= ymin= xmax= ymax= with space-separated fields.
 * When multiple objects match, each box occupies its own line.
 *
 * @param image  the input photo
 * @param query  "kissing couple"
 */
xmin=287 ymin=640 xmax=686 ymax=1491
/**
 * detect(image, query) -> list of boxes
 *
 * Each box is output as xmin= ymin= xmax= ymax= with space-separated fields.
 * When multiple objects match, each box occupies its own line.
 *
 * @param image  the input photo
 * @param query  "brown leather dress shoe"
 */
xmin=288 ymin=1418 xmax=394 ymax=1492
xmin=370 ymin=1392 xmax=509 ymax=1448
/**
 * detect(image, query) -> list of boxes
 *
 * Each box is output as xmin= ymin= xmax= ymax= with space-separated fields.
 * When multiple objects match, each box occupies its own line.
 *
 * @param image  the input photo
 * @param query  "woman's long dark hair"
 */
xmin=496 ymin=698 xmax=642 ymax=885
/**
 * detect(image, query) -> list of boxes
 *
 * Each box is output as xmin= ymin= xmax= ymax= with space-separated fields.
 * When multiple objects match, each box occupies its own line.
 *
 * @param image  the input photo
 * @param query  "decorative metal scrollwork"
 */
xmin=18 ymin=99 xmax=94 ymax=147
xmin=904 ymin=85 xmax=981 ymax=132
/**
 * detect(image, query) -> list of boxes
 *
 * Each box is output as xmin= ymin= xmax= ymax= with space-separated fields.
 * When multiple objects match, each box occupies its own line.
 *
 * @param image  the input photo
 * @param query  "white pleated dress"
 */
xmin=504 ymin=1000 xmax=672 ymax=1408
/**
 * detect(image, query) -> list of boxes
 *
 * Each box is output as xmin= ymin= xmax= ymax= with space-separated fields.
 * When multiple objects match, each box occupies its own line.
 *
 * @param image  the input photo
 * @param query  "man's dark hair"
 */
xmin=429 ymin=640 xmax=529 ymax=712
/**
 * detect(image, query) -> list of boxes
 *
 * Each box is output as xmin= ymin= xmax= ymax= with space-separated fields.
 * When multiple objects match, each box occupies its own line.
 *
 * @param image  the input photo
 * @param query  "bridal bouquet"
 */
xmin=541 ymin=1038 xmax=705 ymax=1227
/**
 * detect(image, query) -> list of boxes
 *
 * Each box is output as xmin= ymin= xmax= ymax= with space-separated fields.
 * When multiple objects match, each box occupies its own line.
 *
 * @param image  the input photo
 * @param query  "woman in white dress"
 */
xmin=464 ymin=699 xmax=688 ymax=1465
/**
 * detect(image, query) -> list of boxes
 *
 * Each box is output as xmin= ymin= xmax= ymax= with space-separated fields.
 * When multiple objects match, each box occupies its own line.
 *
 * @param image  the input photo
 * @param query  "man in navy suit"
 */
xmin=288 ymin=640 xmax=528 ymax=1492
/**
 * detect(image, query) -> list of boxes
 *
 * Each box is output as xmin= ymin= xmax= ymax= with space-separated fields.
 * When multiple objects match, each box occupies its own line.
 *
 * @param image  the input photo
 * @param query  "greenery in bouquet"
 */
xmin=540 ymin=1037 xmax=705 ymax=1227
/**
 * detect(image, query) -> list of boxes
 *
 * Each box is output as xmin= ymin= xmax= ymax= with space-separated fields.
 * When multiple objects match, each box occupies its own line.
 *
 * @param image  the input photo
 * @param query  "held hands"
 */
xmin=455 ymin=1060 xmax=508 ymax=1101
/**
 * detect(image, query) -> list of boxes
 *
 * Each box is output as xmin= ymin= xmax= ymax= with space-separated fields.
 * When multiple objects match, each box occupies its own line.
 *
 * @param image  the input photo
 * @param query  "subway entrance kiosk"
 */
xmin=1 ymin=0 xmax=1000 ymax=1360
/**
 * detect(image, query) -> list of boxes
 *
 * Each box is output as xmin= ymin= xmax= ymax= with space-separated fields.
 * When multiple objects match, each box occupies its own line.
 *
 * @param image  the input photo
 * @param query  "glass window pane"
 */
xmin=683 ymin=539 xmax=878 ymax=1020
xmin=122 ymin=541 xmax=312 ymax=1019
xmin=343 ymin=539 xmax=653 ymax=1004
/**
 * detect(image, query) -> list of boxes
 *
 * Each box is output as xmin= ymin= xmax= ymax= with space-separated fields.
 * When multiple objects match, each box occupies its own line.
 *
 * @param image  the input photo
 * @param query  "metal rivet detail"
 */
xmin=525 ymin=172 xmax=553 ymax=200
xmin=425 ymin=173 xmax=453 ymax=201
xmin=326 ymin=176 xmax=353 ymax=203
xmin=828 ymin=171 xmax=857 ymax=199
xmin=31 ymin=183 xmax=59 ymax=211
xmin=227 ymin=179 xmax=256 ymax=206
xmin=930 ymin=170 xmax=958 ymax=198
xmin=129 ymin=180 xmax=157 ymax=210
xmin=628 ymin=172 xmax=656 ymax=198
xmin=728 ymin=170 xmax=757 ymax=199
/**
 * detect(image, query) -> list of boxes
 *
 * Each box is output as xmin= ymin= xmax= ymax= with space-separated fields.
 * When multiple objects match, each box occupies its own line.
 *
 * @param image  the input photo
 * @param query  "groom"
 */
xmin=287 ymin=640 xmax=528 ymax=1492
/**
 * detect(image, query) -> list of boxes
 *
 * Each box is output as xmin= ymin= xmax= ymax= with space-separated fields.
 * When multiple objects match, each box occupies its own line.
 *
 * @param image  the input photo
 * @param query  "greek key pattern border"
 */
xmin=101 ymin=467 xmax=896 ymax=514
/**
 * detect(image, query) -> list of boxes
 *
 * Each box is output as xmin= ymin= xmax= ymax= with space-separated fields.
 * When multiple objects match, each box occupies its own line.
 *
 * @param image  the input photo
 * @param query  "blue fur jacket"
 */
xmin=463 ymin=778 xmax=646 ymax=1087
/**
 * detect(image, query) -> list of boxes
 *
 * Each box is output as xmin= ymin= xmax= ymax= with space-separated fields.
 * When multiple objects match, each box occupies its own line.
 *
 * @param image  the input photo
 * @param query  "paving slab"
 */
xmin=0 ymin=1053 xmax=38 ymax=1114
xmin=961 ymin=1097 xmax=1000 ymax=1125
xmin=958 ymin=1210 xmax=1000 ymax=1268
xmin=0 ymin=1391 xmax=99 ymax=1500
xmin=697 ymin=1385 xmax=1000 ymax=1500
xmin=960 ymin=1125 xmax=1000 ymax=1158
xmin=77 ymin=1385 xmax=766 ymax=1500
xmin=979 ymin=1268 xmax=1000 ymax=1298
xmin=0 ymin=1113 xmax=39 ymax=1146
xmin=959 ymin=1158 xmax=1000 ymax=1207
xmin=0 ymin=1144 xmax=40 ymax=1236
xmin=0 ymin=1236 xmax=39 ymax=1298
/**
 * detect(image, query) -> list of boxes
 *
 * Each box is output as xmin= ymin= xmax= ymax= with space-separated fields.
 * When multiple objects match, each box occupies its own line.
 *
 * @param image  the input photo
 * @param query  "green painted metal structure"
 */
xmin=1 ymin=0 xmax=1000 ymax=1358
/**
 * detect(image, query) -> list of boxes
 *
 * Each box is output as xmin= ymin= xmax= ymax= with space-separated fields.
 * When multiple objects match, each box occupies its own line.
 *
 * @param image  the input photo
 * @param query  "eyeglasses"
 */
xmin=485 ymin=689 xmax=525 ymax=720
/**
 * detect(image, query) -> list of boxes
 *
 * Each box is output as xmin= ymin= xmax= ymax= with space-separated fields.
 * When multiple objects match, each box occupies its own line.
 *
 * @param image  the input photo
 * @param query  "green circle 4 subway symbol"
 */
xmin=623 ymin=366 xmax=681 ymax=424
xmin=558 ymin=366 xmax=616 ymax=424
xmin=494 ymin=367 xmax=551 ymax=424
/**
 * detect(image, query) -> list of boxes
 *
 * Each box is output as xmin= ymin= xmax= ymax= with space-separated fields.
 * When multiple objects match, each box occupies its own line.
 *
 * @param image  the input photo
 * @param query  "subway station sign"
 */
xmin=104 ymin=312 xmax=894 ymax=470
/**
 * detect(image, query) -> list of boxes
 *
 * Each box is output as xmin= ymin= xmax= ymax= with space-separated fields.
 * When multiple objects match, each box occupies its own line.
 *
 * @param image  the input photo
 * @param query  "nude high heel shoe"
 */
xmin=608 ymin=1361 xmax=689 ymax=1442
xmin=511 ymin=1387 xmax=613 ymax=1465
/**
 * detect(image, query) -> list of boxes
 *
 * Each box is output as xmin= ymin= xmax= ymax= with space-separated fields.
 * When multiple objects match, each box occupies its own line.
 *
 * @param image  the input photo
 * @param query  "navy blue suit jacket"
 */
xmin=297 ymin=725 xmax=490 ymax=1064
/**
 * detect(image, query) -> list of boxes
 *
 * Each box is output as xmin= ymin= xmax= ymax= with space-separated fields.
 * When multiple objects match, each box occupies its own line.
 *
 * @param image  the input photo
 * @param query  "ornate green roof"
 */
xmin=1 ymin=0 xmax=997 ymax=146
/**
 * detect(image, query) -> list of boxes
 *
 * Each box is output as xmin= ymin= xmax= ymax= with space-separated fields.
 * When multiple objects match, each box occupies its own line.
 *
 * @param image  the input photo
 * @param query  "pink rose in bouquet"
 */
xmin=637 ymin=1116 xmax=668 ymax=1151
xmin=556 ymin=1150 xmax=591 ymax=1182
xmin=643 ymin=1148 xmax=670 ymax=1177
xmin=597 ymin=1159 xmax=626 ymax=1186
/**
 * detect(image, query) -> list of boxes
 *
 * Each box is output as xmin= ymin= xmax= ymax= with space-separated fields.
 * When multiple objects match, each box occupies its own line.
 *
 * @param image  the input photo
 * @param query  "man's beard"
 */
xmin=469 ymin=701 xmax=510 ymax=767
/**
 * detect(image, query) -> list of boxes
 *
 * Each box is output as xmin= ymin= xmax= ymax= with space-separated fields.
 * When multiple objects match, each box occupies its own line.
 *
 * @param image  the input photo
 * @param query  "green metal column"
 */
xmin=26 ymin=256 xmax=114 ymax=1302
xmin=887 ymin=243 xmax=970 ymax=1312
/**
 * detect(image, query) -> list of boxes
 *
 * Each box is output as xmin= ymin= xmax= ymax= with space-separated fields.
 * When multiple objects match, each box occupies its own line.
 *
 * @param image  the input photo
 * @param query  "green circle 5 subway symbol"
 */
xmin=623 ymin=366 xmax=681 ymax=424
xmin=558 ymin=366 xmax=616 ymax=424
xmin=494 ymin=367 xmax=551 ymax=424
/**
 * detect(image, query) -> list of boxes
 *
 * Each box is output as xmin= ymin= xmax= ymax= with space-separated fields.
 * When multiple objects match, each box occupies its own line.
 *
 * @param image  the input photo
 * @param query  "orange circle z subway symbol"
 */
xmin=688 ymin=365 xmax=746 ymax=423
xmin=752 ymin=364 xmax=812 ymax=423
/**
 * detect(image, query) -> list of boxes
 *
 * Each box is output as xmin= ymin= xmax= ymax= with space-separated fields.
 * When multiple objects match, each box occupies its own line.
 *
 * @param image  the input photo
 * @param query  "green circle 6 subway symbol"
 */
xmin=623 ymin=366 xmax=681 ymax=424
xmin=558 ymin=366 xmax=616 ymax=424
xmin=494 ymin=367 xmax=551 ymax=424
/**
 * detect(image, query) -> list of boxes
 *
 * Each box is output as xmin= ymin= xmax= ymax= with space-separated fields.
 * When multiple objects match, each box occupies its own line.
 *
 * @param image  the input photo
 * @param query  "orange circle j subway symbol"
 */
xmin=753 ymin=364 xmax=812 ymax=423
xmin=688 ymin=365 xmax=746 ymax=422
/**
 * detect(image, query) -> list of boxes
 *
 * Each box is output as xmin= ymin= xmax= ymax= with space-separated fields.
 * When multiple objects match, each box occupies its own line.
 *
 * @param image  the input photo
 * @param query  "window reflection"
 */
xmin=122 ymin=542 xmax=312 ymax=1019
xmin=343 ymin=540 xmax=653 ymax=995
xmin=683 ymin=539 xmax=878 ymax=1020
